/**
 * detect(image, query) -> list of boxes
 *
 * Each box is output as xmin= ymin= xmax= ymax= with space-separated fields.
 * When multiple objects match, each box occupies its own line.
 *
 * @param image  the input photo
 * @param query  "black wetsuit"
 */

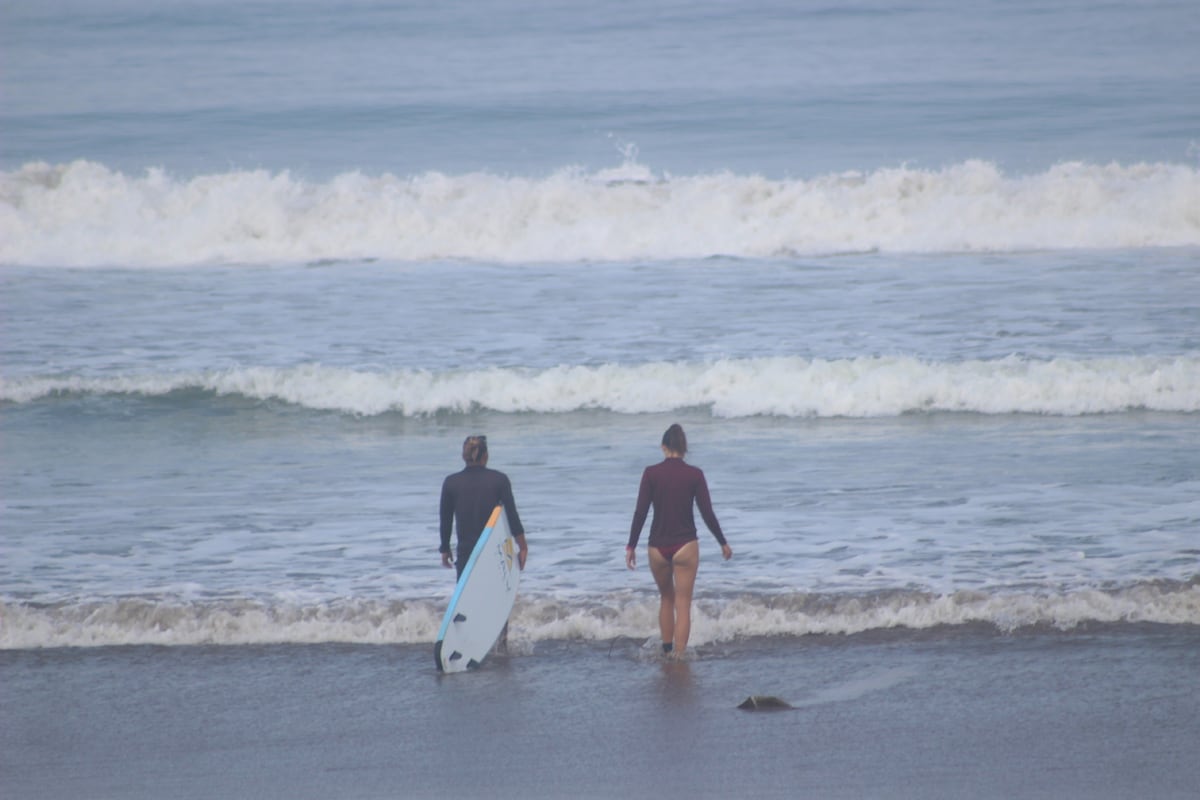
xmin=439 ymin=465 xmax=524 ymax=576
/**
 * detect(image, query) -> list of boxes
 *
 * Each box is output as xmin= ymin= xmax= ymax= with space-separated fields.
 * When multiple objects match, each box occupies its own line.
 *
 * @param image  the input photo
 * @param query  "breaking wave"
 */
xmin=3 ymin=158 xmax=1199 ymax=266
xmin=3 ymin=355 xmax=1198 ymax=417
xmin=3 ymin=581 xmax=1196 ymax=649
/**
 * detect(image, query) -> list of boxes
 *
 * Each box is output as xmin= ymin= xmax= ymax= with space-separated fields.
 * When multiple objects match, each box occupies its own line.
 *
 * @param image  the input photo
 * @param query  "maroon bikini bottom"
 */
xmin=654 ymin=540 xmax=694 ymax=561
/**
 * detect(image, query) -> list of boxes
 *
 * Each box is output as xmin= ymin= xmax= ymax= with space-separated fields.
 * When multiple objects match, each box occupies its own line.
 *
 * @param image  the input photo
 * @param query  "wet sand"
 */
xmin=3 ymin=625 xmax=1198 ymax=799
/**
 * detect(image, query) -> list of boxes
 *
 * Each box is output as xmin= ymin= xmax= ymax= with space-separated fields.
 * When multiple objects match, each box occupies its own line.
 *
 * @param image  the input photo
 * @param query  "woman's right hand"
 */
xmin=625 ymin=546 xmax=637 ymax=570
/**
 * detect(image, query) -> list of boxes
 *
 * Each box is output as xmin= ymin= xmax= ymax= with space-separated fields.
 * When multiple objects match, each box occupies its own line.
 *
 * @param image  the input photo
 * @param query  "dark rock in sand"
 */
xmin=737 ymin=695 xmax=793 ymax=711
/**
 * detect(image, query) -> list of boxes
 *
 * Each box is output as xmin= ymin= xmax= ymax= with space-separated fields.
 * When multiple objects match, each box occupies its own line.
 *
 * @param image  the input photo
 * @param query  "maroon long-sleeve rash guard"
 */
xmin=627 ymin=458 xmax=727 ymax=550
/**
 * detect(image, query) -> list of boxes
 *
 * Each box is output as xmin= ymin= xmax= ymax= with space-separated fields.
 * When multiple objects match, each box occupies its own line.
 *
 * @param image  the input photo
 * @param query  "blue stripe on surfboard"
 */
xmin=435 ymin=504 xmax=504 ymax=645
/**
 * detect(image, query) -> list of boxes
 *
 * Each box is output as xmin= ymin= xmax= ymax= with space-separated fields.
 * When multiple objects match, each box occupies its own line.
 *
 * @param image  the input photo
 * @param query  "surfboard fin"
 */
xmin=454 ymin=613 xmax=467 ymax=622
xmin=448 ymin=651 xmax=463 ymax=662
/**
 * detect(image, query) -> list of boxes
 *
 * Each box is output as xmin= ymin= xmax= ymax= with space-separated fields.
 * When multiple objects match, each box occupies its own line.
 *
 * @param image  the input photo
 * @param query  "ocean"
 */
xmin=2 ymin=1 xmax=1199 ymax=797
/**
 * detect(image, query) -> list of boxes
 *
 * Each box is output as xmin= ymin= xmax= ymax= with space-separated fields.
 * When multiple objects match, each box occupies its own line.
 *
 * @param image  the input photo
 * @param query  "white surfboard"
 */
xmin=434 ymin=504 xmax=521 ymax=672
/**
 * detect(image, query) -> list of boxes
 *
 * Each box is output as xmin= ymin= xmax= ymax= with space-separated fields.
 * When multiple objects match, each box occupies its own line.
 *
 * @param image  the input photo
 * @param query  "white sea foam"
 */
xmin=2 ymin=582 xmax=1196 ymax=649
xmin=2 ymin=159 xmax=1198 ymax=266
xmin=4 ymin=355 xmax=1197 ymax=417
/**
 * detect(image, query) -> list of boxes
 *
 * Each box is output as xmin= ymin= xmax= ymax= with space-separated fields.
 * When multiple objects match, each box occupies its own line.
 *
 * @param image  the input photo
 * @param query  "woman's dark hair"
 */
xmin=661 ymin=423 xmax=688 ymax=456
xmin=462 ymin=434 xmax=488 ymax=465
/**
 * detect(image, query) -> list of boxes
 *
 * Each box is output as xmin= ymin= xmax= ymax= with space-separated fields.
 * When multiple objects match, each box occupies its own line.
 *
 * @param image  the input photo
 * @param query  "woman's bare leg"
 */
xmin=648 ymin=546 xmax=676 ymax=649
xmin=667 ymin=541 xmax=699 ymax=656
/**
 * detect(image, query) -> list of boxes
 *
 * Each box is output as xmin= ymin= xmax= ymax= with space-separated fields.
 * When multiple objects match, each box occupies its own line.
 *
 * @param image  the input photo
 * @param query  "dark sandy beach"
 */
xmin=4 ymin=624 xmax=1197 ymax=800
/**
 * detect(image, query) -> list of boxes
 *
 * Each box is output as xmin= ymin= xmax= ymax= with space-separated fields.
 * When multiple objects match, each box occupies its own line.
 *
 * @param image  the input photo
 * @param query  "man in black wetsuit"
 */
xmin=439 ymin=435 xmax=528 ymax=577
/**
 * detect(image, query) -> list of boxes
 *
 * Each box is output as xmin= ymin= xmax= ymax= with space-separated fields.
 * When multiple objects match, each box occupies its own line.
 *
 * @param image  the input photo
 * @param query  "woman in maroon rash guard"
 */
xmin=626 ymin=424 xmax=733 ymax=658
